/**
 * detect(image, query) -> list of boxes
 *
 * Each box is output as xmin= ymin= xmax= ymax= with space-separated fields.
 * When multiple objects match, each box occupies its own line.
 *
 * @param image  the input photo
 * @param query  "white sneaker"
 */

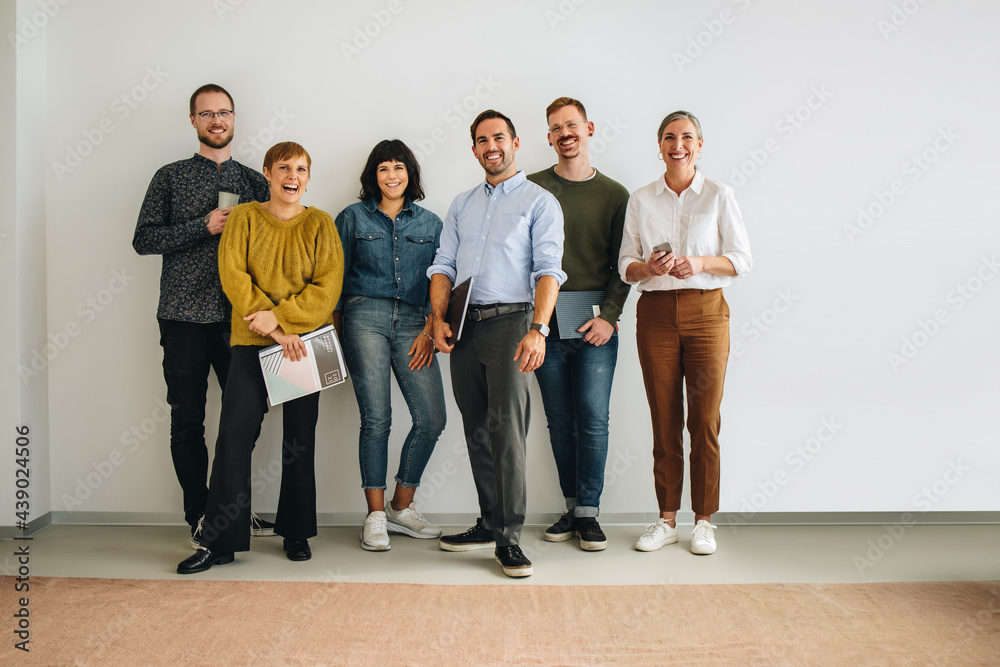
xmin=384 ymin=501 xmax=442 ymax=539
xmin=690 ymin=520 xmax=717 ymax=555
xmin=360 ymin=511 xmax=391 ymax=551
xmin=634 ymin=519 xmax=679 ymax=552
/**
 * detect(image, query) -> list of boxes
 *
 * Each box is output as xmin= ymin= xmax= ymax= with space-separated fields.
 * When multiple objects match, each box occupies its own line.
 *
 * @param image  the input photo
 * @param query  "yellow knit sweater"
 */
xmin=218 ymin=202 xmax=344 ymax=347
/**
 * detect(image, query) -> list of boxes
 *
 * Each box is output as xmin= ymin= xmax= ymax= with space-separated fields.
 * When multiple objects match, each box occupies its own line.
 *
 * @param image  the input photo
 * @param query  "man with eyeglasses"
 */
xmin=133 ymin=83 xmax=271 ymax=548
xmin=527 ymin=97 xmax=631 ymax=552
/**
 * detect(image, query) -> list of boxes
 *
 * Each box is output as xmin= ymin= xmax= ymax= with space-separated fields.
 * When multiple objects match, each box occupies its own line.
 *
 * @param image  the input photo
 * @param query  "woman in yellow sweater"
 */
xmin=178 ymin=141 xmax=344 ymax=574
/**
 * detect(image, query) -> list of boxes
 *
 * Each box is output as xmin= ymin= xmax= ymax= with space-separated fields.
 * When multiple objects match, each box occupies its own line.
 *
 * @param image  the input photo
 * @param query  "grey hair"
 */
xmin=657 ymin=110 xmax=703 ymax=141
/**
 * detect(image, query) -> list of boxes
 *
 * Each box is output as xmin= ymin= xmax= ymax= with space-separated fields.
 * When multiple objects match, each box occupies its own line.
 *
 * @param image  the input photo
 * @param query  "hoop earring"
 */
xmin=697 ymin=152 xmax=702 ymax=160
xmin=657 ymin=152 xmax=663 ymax=160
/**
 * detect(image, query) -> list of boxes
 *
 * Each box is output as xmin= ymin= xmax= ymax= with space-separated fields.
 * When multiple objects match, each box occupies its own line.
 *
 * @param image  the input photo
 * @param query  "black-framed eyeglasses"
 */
xmin=197 ymin=110 xmax=233 ymax=121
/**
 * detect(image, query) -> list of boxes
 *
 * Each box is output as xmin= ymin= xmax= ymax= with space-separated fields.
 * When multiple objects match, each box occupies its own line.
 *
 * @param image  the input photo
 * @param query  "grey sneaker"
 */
xmin=385 ymin=501 xmax=441 ymax=539
xmin=361 ymin=511 xmax=391 ymax=551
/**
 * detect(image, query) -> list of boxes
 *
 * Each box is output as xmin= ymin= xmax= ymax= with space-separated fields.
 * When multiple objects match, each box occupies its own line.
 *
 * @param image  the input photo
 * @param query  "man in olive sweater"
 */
xmin=528 ymin=97 xmax=631 ymax=551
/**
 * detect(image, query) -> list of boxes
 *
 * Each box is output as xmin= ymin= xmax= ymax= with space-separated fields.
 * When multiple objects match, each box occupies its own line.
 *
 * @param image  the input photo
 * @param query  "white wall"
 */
xmin=31 ymin=0 xmax=1000 ymax=525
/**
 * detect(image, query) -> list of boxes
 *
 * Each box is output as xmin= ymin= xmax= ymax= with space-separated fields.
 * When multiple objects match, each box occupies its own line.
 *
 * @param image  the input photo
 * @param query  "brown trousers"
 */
xmin=635 ymin=289 xmax=730 ymax=515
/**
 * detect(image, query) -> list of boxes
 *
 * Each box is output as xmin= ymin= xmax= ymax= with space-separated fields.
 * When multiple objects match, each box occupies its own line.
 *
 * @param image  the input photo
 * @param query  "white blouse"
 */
xmin=618 ymin=169 xmax=752 ymax=292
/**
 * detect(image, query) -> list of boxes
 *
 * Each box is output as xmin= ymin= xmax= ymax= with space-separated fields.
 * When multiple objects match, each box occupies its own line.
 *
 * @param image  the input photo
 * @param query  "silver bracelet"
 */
xmin=420 ymin=331 xmax=434 ymax=342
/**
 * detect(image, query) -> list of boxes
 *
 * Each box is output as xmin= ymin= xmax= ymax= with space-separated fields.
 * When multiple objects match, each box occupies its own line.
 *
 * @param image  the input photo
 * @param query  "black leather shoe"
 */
xmin=494 ymin=545 xmax=533 ymax=577
xmin=283 ymin=538 xmax=311 ymax=561
xmin=177 ymin=548 xmax=234 ymax=574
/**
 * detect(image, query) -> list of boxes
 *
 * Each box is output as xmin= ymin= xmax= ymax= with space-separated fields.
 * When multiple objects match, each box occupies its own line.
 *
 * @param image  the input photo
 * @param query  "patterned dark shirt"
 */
xmin=133 ymin=154 xmax=269 ymax=323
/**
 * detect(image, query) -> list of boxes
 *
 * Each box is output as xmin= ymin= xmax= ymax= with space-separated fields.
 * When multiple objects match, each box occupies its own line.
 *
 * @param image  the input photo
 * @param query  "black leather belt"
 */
xmin=467 ymin=302 xmax=531 ymax=322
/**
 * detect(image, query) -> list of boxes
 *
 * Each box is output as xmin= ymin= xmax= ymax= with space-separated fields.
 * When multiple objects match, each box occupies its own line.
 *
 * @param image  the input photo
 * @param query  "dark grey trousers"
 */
xmin=449 ymin=311 xmax=532 ymax=547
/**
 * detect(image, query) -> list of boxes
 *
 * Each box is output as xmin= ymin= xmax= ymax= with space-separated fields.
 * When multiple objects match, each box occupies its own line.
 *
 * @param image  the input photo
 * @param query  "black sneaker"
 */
xmin=576 ymin=517 xmax=608 ymax=551
xmin=439 ymin=517 xmax=495 ymax=552
xmin=543 ymin=510 xmax=577 ymax=543
xmin=494 ymin=545 xmax=533 ymax=577
xmin=250 ymin=512 xmax=276 ymax=537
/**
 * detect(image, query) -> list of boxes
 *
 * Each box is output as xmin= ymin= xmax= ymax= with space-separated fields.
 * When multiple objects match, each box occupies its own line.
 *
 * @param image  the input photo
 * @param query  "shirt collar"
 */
xmin=192 ymin=153 xmax=233 ymax=169
xmin=655 ymin=168 xmax=705 ymax=196
xmin=483 ymin=170 xmax=526 ymax=195
xmin=363 ymin=197 xmax=414 ymax=217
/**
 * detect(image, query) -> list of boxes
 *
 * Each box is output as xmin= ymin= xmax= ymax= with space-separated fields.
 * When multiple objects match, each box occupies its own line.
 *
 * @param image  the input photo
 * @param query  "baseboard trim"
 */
xmin=0 ymin=512 xmax=53 ymax=539
xmin=6 ymin=510 xmax=996 ymax=532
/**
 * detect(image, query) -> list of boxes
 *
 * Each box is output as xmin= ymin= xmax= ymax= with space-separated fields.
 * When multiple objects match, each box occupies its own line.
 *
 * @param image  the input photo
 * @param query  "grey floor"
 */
xmin=14 ymin=522 xmax=1000 ymax=585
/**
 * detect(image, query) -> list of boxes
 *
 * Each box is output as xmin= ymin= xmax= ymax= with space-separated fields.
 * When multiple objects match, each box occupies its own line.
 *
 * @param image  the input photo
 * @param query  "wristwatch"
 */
xmin=529 ymin=322 xmax=550 ymax=337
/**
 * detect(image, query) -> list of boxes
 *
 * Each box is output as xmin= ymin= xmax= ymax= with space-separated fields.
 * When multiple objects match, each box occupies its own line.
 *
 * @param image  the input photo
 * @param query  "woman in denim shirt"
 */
xmin=334 ymin=140 xmax=447 ymax=551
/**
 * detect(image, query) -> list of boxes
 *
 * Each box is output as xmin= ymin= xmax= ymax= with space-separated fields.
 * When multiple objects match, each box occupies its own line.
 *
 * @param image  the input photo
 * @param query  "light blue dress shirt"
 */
xmin=427 ymin=171 xmax=567 ymax=304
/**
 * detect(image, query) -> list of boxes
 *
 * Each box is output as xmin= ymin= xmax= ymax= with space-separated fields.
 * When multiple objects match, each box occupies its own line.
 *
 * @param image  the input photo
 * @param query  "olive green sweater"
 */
xmin=527 ymin=167 xmax=631 ymax=324
xmin=218 ymin=202 xmax=344 ymax=347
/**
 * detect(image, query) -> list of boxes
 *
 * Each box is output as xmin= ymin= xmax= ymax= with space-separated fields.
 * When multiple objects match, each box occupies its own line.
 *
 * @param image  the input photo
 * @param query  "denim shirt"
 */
xmin=335 ymin=198 xmax=443 ymax=310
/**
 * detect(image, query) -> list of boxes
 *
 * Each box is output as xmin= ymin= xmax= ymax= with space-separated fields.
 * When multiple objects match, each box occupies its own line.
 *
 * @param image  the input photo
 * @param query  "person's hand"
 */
xmin=244 ymin=310 xmax=278 ymax=336
xmin=270 ymin=327 xmax=307 ymax=361
xmin=645 ymin=250 xmax=674 ymax=278
xmin=408 ymin=331 xmax=435 ymax=371
xmin=669 ymin=256 xmax=705 ymax=280
xmin=206 ymin=207 xmax=233 ymax=235
xmin=432 ymin=317 xmax=454 ymax=354
xmin=578 ymin=317 xmax=615 ymax=346
xmin=514 ymin=329 xmax=546 ymax=373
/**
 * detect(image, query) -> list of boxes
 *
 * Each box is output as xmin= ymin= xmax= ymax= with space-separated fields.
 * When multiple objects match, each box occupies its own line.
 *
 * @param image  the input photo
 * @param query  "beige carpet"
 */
xmin=4 ymin=576 xmax=999 ymax=665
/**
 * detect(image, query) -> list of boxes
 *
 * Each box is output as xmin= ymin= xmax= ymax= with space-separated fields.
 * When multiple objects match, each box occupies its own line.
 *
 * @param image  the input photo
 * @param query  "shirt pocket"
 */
xmin=354 ymin=231 xmax=385 ymax=265
xmin=682 ymin=213 xmax=720 ymax=255
xmin=405 ymin=235 xmax=436 ymax=269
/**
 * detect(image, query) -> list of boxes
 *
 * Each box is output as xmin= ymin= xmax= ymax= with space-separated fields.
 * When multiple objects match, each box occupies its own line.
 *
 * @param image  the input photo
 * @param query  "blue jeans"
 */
xmin=534 ymin=334 xmax=618 ymax=516
xmin=341 ymin=296 xmax=447 ymax=489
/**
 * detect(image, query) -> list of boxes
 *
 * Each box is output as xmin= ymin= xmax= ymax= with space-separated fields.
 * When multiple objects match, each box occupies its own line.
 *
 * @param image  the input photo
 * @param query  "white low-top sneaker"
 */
xmin=634 ymin=519 xmax=679 ymax=552
xmin=361 ymin=511 xmax=391 ymax=551
xmin=385 ymin=501 xmax=442 ymax=539
xmin=690 ymin=520 xmax=717 ymax=555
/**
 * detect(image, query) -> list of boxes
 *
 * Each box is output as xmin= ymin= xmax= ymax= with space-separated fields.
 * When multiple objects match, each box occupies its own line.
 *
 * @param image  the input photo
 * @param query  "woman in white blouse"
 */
xmin=618 ymin=111 xmax=752 ymax=556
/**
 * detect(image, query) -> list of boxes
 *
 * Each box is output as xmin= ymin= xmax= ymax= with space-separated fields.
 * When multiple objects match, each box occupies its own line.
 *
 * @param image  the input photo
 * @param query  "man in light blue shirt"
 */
xmin=428 ymin=109 xmax=566 ymax=578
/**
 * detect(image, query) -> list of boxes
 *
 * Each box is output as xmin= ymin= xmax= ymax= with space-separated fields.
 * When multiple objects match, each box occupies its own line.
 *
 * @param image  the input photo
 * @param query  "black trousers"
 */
xmin=157 ymin=319 xmax=231 ymax=527
xmin=198 ymin=346 xmax=319 ymax=553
